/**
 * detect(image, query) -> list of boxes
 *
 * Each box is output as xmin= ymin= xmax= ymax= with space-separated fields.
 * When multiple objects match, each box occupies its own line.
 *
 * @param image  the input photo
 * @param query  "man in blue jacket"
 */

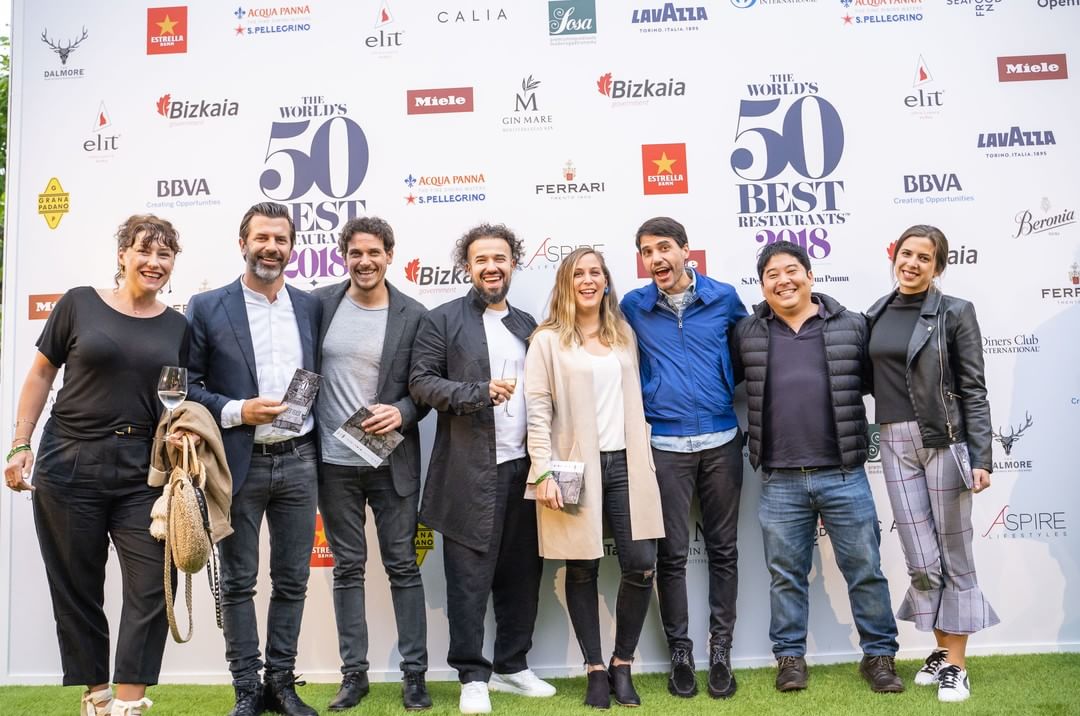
xmin=620 ymin=217 xmax=748 ymax=699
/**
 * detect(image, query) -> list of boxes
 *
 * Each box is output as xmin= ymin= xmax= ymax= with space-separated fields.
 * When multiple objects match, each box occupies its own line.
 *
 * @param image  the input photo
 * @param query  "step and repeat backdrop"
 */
xmin=1 ymin=0 xmax=1077 ymax=684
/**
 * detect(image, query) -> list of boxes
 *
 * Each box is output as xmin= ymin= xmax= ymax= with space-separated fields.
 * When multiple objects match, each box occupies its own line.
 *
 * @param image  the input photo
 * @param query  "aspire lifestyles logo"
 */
xmin=982 ymin=505 xmax=1067 ymax=540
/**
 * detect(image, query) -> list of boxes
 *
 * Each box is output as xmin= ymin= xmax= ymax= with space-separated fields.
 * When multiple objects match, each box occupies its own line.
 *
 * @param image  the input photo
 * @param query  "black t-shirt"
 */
xmin=868 ymin=291 xmax=925 ymax=424
xmin=36 ymin=286 xmax=190 ymax=439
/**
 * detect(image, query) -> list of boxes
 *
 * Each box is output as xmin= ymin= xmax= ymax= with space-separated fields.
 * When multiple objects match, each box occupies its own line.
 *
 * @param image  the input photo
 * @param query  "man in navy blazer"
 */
xmin=186 ymin=202 xmax=322 ymax=716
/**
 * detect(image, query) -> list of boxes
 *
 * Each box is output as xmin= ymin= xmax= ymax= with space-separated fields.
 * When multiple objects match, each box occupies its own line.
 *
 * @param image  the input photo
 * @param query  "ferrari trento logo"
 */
xmin=37 ymin=177 xmax=70 ymax=229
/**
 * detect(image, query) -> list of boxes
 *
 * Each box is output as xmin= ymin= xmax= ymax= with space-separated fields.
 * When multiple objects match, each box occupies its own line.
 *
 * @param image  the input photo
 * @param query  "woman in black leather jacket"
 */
xmin=866 ymin=225 xmax=998 ymax=704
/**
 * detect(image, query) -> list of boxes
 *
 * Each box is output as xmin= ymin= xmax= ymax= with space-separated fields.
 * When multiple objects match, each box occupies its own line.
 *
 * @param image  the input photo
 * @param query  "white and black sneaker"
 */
xmin=914 ymin=648 xmax=949 ymax=686
xmin=937 ymin=664 xmax=970 ymax=703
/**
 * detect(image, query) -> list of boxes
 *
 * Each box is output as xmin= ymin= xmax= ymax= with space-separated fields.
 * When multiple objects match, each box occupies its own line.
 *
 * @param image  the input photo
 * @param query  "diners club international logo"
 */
xmin=732 ymin=72 xmax=847 ymax=260
xmin=260 ymin=95 xmax=369 ymax=286
xmin=641 ymin=143 xmax=688 ymax=195
xmin=146 ymin=7 xmax=187 ymax=54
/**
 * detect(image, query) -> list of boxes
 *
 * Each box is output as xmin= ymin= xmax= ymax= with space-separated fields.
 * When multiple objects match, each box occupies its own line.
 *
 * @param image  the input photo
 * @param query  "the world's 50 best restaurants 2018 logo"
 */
xmin=147 ymin=7 xmax=187 ymax=54
xmin=260 ymin=95 xmax=369 ymax=285
xmin=732 ymin=72 xmax=847 ymax=260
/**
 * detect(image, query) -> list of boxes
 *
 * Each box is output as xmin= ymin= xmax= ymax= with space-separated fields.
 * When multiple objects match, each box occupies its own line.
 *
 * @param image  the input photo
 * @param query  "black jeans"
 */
xmin=565 ymin=451 xmax=657 ymax=665
xmin=652 ymin=434 xmax=744 ymax=653
xmin=219 ymin=440 xmax=318 ymax=685
xmin=32 ymin=427 xmax=169 ymax=686
xmin=442 ymin=456 xmax=542 ymax=683
xmin=318 ymin=462 xmax=427 ymax=675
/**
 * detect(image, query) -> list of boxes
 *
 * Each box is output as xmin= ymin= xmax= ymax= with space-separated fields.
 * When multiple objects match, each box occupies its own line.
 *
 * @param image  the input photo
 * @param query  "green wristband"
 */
xmin=535 ymin=470 xmax=553 ymax=485
xmin=6 ymin=444 xmax=32 ymax=462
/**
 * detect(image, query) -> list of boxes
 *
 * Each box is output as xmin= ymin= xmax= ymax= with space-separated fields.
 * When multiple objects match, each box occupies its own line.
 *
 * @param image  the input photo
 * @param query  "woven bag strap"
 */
xmin=163 ymin=481 xmax=195 ymax=643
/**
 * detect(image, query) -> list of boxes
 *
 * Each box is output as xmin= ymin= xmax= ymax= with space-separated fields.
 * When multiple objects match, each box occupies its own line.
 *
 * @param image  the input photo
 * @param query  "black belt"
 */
xmin=114 ymin=425 xmax=153 ymax=438
xmin=252 ymin=432 xmax=315 ymax=456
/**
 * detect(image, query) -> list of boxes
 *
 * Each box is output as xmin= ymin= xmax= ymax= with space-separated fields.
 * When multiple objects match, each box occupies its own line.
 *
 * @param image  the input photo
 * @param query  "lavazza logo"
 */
xmin=233 ymin=4 xmax=314 ymax=38
xmin=631 ymin=4 xmax=709 ymax=32
xmin=732 ymin=72 xmax=847 ymax=269
xmin=840 ymin=0 xmax=924 ymax=26
xmin=895 ymin=172 xmax=975 ymax=207
xmin=997 ymin=53 xmax=1068 ymax=82
xmin=1040 ymin=262 xmax=1080 ymax=304
xmin=905 ymin=55 xmax=944 ymax=118
xmin=535 ymin=160 xmax=606 ymax=200
xmin=403 ymin=171 xmax=486 ymax=207
xmin=523 ymin=238 xmax=606 ymax=271
xmin=1013 ymin=197 xmax=1076 ymax=239
xmin=156 ymin=93 xmax=240 ymax=122
xmin=549 ymin=0 xmax=597 ymax=45
xmin=407 ymin=87 xmax=474 ymax=115
xmin=500 ymin=75 xmax=554 ymax=133
xmin=597 ymin=72 xmax=686 ymax=104
xmin=992 ymin=410 xmax=1034 ymax=472
xmin=978 ymin=126 xmax=1056 ymax=160
xmin=982 ymin=505 xmax=1067 ymax=541
xmin=40 ymin=25 xmax=88 ymax=79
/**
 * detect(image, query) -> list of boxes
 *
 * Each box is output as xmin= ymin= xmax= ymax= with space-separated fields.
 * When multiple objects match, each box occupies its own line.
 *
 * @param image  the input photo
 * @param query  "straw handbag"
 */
xmin=149 ymin=435 xmax=221 ymax=643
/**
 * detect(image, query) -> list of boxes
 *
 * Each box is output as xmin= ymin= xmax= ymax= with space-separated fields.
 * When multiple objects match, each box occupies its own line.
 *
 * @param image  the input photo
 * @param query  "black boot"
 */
xmin=402 ymin=671 xmax=433 ymax=711
xmin=263 ymin=671 xmax=317 ymax=716
xmin=328 ymin=672 xmax=369 ymax=711
xmin=608 ymin=659 xmax=641 ymax=707
xmin=227 ymin=681 xmax=263 ymax=716
xmin=585 ymin=669 xmax=611 ymax=709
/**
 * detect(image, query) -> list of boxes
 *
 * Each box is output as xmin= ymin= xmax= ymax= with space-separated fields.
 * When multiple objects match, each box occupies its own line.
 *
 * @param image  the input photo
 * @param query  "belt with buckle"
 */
xmin=252 ymin=432 xmax=315 ymax=456
xmin=113 ymin=425 xmax=152 ymax=438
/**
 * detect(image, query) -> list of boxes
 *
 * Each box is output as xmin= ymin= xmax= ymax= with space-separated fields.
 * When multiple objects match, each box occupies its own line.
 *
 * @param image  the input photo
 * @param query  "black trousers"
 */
xmin=565 ymin=451 xmax=657 ymax=665
xmin=442 ymin=456 xmax=542 ymax=683
xmin=32 ymin=427 xmax=169 ymax=686
xmin=652 ymin=434 xmax=744 ymax=653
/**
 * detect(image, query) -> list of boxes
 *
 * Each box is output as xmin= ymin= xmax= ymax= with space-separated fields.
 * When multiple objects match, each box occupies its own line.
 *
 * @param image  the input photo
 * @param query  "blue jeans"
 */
xmin=318 ymin=462 xmax=428 ymax=675
xmin=220 ymin=440 xmax=318 ymax=685
xmin=758 ymin=466 xmax=898 ymax=657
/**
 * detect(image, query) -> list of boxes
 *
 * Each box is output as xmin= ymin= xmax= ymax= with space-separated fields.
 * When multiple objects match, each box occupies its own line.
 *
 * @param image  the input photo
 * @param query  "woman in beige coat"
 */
xmin=525 ymin=248 xmax=664 ymax=709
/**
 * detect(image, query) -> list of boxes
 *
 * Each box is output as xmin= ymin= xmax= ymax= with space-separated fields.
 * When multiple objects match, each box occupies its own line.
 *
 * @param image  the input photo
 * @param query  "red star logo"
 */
xmin=235 ymin=25 xmax=244 ymax=35
xmin=842 ymin=14 xmax=853 ymax=23
xmin=405 ymin=194 xmax=416 ymax=205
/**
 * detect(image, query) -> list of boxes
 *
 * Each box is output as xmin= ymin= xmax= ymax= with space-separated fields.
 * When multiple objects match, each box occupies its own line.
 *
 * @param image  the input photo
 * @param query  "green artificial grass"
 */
xmin=1 ymin=653 xmax=1077 ymax=715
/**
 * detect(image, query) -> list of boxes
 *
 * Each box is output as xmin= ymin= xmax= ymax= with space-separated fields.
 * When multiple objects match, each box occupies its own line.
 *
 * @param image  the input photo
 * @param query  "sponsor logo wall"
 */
xmin=2 ymin=0 xmax=1077 ymax=685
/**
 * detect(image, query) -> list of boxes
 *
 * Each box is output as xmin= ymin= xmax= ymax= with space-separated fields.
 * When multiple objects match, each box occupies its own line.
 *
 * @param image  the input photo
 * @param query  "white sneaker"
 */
xmin=81 ymin=687 xmax=113 ymax=716
xmin=460 ymin=681 xmax=491 ymax=714
xmin=937 ymin=664 xmax=970 ymax=703
xmin=914 ymin=648 xmax=949 ymax=686
xmin=489 ymin=669 xmax=557 ymax=697
xmin=111 ymin=696 xmax=154 ymax=716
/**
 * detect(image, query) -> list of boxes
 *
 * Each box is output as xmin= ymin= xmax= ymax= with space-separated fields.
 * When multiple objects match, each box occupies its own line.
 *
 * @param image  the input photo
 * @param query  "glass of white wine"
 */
xmin=499 ymin=359 xmax=519 ymax=417
xmin=157 ymin=366 xmax=188 ymax=434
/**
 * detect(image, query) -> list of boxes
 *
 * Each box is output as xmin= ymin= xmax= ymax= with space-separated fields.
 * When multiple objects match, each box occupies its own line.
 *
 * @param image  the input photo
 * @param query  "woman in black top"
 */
xmin=866 ymin=225 xmax=998 ymax=704
xmin=4 ymin=215 xmax=189 ymax=716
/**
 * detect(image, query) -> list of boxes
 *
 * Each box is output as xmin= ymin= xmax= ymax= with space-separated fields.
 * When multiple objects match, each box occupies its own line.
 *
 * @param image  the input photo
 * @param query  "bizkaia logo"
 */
xmin=840 ymin=0 xmax=924 ymax=26
xmin=733 ymin=72 xmax=847 ymax=261
xmin=260 ymin=95 xmax=369 ymax=286
xmin=156 ymin=93 xmax=240 ymax=122
xmin=905 ymin=55 xmax=944 ymax=117
xmin=885 ymin=239 xmax=978 ymax=266
xmin=147 ymin=7 xmax=187 ymax=55
xmin=403 ymin=171 xmax=486 ymax=206
xmin=631 ymin=4 xmax=709 ymax=32
xmin=642 ymin=144 xmax=688 ymax=195
xmin=1014 ymin=197 xmax=1076 ymax=239
xmin=997 ymin=54 xmax=1068 ymax=82
xmin=992 ymin=411 xmax=1033 ymax=472
xmin=41 ymin=25 xmax=88 ymax=79
xmin=403 ymin=258 xmax=471 ymax=295
xmin=984 ymin=332 xmax=1039 ymax=356
xmin=407 ymin=87 xmax=474 ymax=115
xmin=982 ymin=505 xmax=1067 ymax=540
xmin=894 ymin=172 xmax=975 ymax=207
xmin=535 ymin=160 xmax=606 ymax=200
xmin=1040 ymin=262 xmax=1080 ymax=304
xmin=38 ymin=177 xmax=69 ymax=230
xmin=945 ymin=0 xmax=1002 ymax=18
xmin=523 ymin=238 xmax=607 ymax=271
xmin=978 ymin=126 xmax=1056 ymax=160
xmin=233 ymin=4 xmax=314 ymax=38
xmin=597 ymin=72 xmax=687 ymax=103
xmin=549 ymin=0 xmax=597 ymax=44
xmin=84 ymin=102 xmax=119 ymax=159
xmin=28 ymin=293 xmax=65 ymax=320
xmin=367 ymin=1 xmax=404 ymax=51
xmin=636 ymin=249 xmax=707 ymax=279
xmin=501 ymin=76 xmax=554 ymax=133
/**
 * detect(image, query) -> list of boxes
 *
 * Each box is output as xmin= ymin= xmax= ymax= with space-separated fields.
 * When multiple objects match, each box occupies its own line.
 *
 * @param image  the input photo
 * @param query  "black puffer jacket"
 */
xmin=732 ymin=293 xmax=869 ymax=471
xmin=865 ymin=287 xmax=992 ymax=471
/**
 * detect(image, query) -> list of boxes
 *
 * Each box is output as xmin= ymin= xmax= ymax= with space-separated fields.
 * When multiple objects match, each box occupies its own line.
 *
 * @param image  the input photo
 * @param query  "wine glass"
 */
xmin=158 ymin=366 xmax=188 ymax=435
xmin=499 ymin=359 xmax=519 ymax=417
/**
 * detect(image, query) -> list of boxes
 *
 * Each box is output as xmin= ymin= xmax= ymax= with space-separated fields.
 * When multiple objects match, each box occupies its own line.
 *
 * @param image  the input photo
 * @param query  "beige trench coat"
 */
xmin=524 ymin=328 xmax=664 ymax=560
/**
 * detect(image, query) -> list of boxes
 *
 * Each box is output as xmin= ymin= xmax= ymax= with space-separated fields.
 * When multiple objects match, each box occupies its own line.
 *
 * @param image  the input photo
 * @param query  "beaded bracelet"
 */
xmin=6 ymin=444 xmax=32 ymax=462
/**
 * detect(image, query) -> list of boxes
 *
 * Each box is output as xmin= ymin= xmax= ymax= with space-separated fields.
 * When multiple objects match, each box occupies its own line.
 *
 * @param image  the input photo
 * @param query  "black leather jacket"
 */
xmin=865 ymin=287 xmax=993 ymax=472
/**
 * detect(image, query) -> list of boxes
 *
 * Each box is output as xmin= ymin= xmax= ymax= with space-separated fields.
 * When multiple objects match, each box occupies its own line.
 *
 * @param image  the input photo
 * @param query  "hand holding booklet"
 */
xmin=525 ymin=460 xmax=586 ymax=506
xmin=271 ymin=368 xmax=322 ymax=433
xmin=334 ymin=405 xmax=404 ymax=468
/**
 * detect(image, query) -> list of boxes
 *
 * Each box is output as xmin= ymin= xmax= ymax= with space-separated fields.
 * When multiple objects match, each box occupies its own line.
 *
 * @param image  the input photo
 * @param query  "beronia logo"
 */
xmin=997 ymin=53 xmax=1068 ymax=81
xmin=407 ymin=87 xmax=474 ymax=115
xmin=597 ymin=72 xmax=686 ymax=99
xmin=156 ymin=93 xmax=240 ymax=119
xmin=146 ymin=6 xmax=187 ymax=55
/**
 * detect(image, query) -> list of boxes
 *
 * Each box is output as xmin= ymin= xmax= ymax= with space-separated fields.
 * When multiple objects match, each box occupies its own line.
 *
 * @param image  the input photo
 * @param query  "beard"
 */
xmin=245 ymin=249 xmax=285 ymax=283
xmin=476 ymin=272 xmax=511 ymax=305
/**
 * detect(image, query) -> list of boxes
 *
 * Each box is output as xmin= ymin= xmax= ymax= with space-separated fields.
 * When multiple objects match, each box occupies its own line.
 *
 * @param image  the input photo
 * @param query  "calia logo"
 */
xmin=147 ymin=6 xmax=188 ymax=55
xmin=997 ymin=53 xmax=1068 ymax=82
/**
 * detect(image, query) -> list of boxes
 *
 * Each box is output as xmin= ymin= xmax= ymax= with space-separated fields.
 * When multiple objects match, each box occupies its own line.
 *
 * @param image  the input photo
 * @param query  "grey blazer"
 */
xmin=312 ymin=279 xmax=430 ymax=497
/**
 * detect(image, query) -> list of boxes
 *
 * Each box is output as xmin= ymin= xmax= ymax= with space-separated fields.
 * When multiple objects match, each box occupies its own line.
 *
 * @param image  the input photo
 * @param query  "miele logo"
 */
xmin=406 ymin=87 xmax=475 ymax=115
xmin=29 ymin=293 xmax=65 ymax=320
xmin=997 ymin=53 xmax=1068 ymax=82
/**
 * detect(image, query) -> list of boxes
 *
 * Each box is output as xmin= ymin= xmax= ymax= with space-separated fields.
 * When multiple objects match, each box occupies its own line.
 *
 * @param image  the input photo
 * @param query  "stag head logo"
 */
xmin=992 ymin=411 xmax=1033 ymax=456
xmin=41 ymin=27 xmax=88 ymax=65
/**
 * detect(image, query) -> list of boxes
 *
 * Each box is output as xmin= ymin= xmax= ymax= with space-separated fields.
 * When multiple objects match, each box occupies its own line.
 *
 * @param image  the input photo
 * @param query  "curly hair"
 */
xmin=338 ymin=216 xmax=395 ymax=256
xmin=452 ymin=223 xmax=524 ymax=270
xmin=114 ymin=214 xmax=181 ymax=287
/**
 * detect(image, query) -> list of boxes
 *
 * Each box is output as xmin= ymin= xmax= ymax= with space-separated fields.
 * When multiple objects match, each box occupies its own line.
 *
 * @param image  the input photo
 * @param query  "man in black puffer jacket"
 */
xmin=731 ymin=242 xmax=902 ymax=695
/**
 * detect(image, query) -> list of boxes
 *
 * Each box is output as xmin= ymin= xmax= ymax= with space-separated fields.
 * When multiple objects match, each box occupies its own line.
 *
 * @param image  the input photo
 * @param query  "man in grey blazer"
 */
xmin=312 ymin=217 xmax=432 ymax=712
xmin=187 ymin=202 xmax=322 ymax=716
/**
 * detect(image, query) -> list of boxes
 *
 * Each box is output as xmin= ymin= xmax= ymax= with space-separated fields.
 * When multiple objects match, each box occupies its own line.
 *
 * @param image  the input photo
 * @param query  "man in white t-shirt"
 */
xmin=410 ymin=224 xmax=555 ymax=714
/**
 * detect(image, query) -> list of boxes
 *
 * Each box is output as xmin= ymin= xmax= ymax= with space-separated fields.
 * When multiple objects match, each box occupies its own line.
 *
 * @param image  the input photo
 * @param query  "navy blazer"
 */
xmin=186 ymin=278 xmax=322 ymax=494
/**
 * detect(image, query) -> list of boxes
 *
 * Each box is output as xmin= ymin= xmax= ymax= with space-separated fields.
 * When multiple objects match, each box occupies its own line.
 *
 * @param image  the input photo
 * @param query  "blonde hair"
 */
xmin=534 ymin=248 xmax=631 ymax=348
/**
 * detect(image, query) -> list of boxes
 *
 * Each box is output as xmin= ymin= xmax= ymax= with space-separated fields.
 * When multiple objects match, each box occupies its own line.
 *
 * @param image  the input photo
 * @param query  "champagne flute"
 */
xmin=157 ymin=366 xmax=188 ymax=435
xmin=499 ymin=359 xmax=519 ymax=417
